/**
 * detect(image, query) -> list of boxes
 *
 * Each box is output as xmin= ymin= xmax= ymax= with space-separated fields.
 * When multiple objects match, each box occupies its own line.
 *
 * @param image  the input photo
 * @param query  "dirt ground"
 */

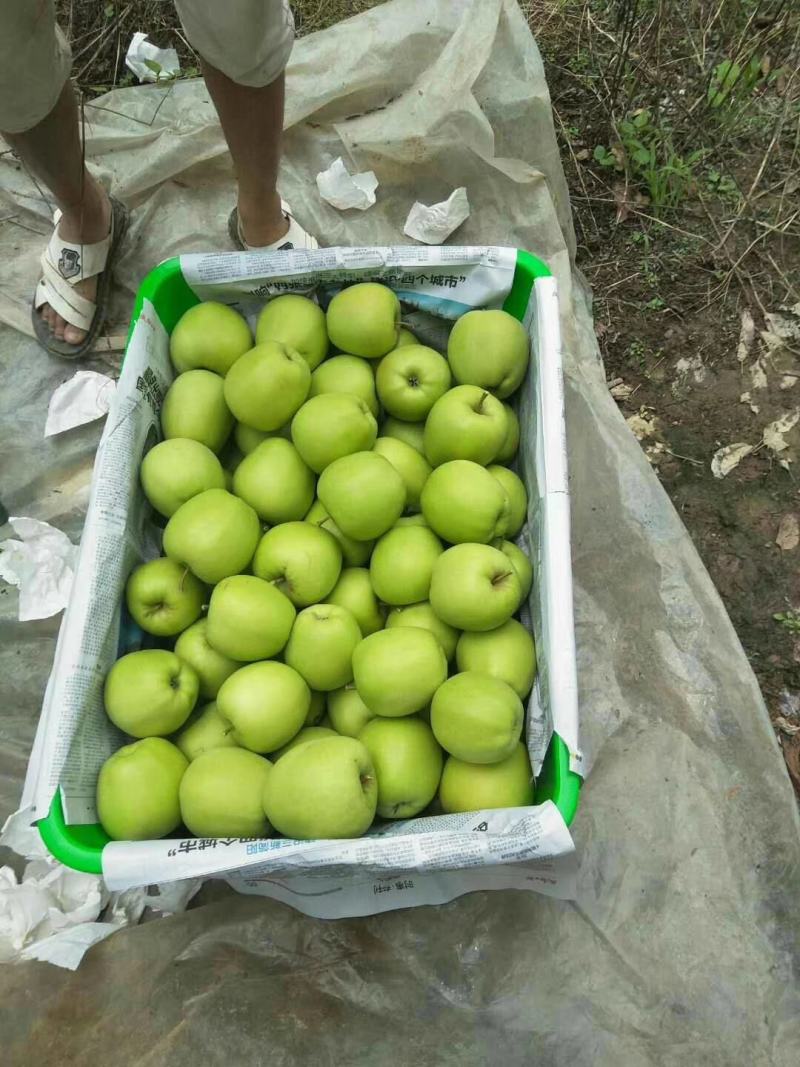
xmin=55 ymin=0 xmax=800 ymax=790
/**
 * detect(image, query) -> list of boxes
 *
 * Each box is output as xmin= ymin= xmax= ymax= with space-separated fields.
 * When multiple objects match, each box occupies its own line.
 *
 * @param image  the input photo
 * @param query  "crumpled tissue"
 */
xmin=0 ymin=810 xmax=202 ymax=969
xmin=316 ymin=157 xmax=378 ymax=211
xmin=125 ymin=32 xmax=181 ymax=83
xmin=0 ymin=516 xmax=77 ymax=621
xmin=404 ymin=187 xmax=470 ymax=244
xmin=45 ymin=370 xmax=115 ymax=437
xmin=0 ymin=861 xmax=109 ymax=966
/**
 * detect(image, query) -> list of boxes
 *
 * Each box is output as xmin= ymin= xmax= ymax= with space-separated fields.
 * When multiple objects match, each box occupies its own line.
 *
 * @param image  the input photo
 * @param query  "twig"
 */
xmin=662 ymin=446 xmax=703 ymax=467
xmin=698 ymin=192 xmax=769 ymax=318
xmin=553 ymin=106 xmax=600 ymax=238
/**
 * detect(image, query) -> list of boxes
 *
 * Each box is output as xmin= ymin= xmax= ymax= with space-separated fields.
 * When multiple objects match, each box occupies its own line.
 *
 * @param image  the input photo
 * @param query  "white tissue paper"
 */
xmin=403 ymin=187 xmax=470 ymax=244
xmin=0 ymin=516 xmax=77 ymax=621
xmin=0 ymin=861 xmax=108 ymax=965
xmin=0 ymin=810 xmax=202 ymax=969
xmin=45 ymin=370 xmax=115 ymax=437
xmin=316 ymin=157 xmax=379 ymax=211
xmin=125 ymin=32 xmax=181 ymax=83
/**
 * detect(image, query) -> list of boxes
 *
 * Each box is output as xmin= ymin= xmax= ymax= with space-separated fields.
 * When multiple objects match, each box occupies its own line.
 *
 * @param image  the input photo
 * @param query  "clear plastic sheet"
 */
xmin=0 ymin=0 xmax=798 ymax=1061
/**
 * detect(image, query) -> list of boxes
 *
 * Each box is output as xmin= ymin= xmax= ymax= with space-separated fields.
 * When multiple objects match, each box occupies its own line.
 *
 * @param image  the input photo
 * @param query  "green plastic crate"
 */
xmin=37 ymin=247 xmax=582 ymax=879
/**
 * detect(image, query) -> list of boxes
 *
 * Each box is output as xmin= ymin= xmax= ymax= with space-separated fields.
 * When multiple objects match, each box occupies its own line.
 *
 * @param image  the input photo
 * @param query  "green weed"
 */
xmin=594 ymin=109 xmax=705 ymax=211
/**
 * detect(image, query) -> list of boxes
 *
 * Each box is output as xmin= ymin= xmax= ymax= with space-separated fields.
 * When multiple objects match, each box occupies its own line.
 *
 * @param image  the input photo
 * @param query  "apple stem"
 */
xmin=491 ymin=570 xmax=514 ymax=586
xmin=179 ymin=565 xmax=189 ymax=592
xmin=477 ymin=390 xmax=489 ymax=413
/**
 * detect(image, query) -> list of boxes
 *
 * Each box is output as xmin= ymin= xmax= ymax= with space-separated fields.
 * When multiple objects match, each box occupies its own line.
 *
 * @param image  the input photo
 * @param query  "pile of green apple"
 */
xmin=96 ymin=282 xmax=539 ymax=844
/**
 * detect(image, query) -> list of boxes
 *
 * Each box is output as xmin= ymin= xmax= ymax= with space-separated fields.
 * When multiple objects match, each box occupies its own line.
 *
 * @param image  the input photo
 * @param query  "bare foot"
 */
xmin=38 ymin=177 xmax=112 ymax=345
xmin=236 ymin=190 xmax=289 ymax=247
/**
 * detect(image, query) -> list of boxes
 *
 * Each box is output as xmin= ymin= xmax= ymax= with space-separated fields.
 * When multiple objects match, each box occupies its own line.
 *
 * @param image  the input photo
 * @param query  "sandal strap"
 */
xmin=238 ymin=205 xmax=319 ymax=252
xmin=34 ymin=267 xmax=95 ymax=331
xmin=33 ymin=211 xmax=113 ymax=332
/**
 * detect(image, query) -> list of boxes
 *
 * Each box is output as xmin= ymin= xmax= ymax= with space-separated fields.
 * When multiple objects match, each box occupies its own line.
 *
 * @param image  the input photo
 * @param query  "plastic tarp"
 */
xmin=0 ymin=0 xmax=798 ymax=1062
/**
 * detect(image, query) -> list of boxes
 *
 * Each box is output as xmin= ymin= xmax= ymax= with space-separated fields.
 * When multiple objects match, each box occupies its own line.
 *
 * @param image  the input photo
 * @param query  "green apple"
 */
xmin=420 ymin=460 xmax=509 ymax=544
xmin=262 ymin=735 xmax=377 ymax=839
xmin=256 ymin=294 xmax=328 ymax=370
xmin=291 ymin=393 xmax=377 ymax=473
xmin=496 ymin=539 xmax=533 ymax=601
xmin=318 ymin=451 xmax=406 ymax=540
xmin=163 ymin=488 xmax=261 ymax=584
xmin=456 ymin=618 xmax=536 ymax=699
xmin=359 ymin=716 xmax=443 ymax=818
xmin=217 ymin=660 xmax=310 ymax=752
xmin=385 ymin=601 xmax=459 ymax=660
xmin=223 ymin=341 xmax=311 ymax=430
xmin=252 ymin=521 xmax=342 ymax=607
xmin=105 ymin=649 xmax=198 ymax=737
xmin=179 ymin=747 xmax=272 ymax=837
xmin=233 ymin=438 xmax=315 ymax=523
xmin=170 ymin=301 xmax=252 ymax=375
xmin=161 ymin=369 xmax=233 ymax=453
xmin=375 ymin=344 xmax=451 ymax=421
xmin=429 ymin=544 xmax=521 ymax=631
xmin=431 ymin=672 xmax=523 ymax=762
xmin=305 ymin=689 xmax=326 ymax=726
xmin=125 ymin=557 xmax=205 ymax=637
xmin=395 ymin=327 xmax=417 ymax=348
xmin=324 ymin=567 xmax=385 ymax=636
xmin=496 ymin=404 xmax=520 ymax=463
xmin=423 ymin=385 xmax=508 ymax=467
xmin=97 ymin=737 xmax=187 ymax=840
xmin=234 ymin=421 xmax=291 ymax=454
xmin=439 ymin=742 xmax=534 ymax=812
xmin=140 ymin=438 xmax=225 ymax=518
xmin=174 ymin=701 xmax=239 ymax=761
xmin=488 ymin=465 xmax=527 ymax=536
xmin=305 ymin=499 xmax=374 ymax=565
xmin=272 ymin=724 xmax=338 ymax=759
xmin=326 ymin=282 xmax=400 ymax=359
xmin=309 ymin=354 xmax=379 ymax=416
xmin=382 ymin=416 xmax=426 ymax=455
xmin=369 ymin=525 xmax=443 ymax=605
xmin=352 ymin=627 xmax=447 ymax=717
xmin=447 ymin=309 xmax=530 ymax=398
xmin=394 ymin=514 xmax=429 ymax=527
xmin=206 ymin=574 xmax=296 ymax=661
xmin=372 ymin=437 xmax=431 ymax=512
xmin=174 ymin=618 xmax=239 ymax=698
xmin=327 ymin=684 xmax=376 ymax=736
xmin=169 ymin=302 xmax=251 ymax=377
xmin=284 ymin=603 xmax=362 ymax=691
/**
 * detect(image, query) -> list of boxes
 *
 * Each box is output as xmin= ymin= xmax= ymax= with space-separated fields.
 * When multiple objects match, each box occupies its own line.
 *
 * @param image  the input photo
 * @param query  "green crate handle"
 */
xmin=37 ymin=247 xmax=581 ymax=876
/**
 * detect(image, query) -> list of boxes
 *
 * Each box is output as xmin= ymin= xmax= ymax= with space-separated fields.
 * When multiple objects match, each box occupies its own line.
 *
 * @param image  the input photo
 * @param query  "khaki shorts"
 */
xmin=0 ymin=0 xmax=294 ymax=134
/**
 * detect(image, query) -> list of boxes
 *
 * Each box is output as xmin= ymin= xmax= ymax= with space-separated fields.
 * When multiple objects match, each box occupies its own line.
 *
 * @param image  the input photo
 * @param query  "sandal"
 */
xmin=228 ymin=199 xmax=319 ymax=252
xmin=32 ymin=195 xmax=129 ymax=359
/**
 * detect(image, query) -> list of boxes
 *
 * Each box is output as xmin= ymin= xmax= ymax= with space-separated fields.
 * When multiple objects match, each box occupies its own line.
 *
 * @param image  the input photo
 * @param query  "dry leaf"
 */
xmin=763 ymin=408 xmax=800 ymax=454
xmin=736 ymin=308 xmax=755 ymax=364
xmin=626 ymin=408 xmax=658 ymax=440
xmin=750 ymin=357 xmax=769 ymax=391
xmin=610 ymin=379 xmax=633 ymax=400
xmin=711 ymin=442 xmax=754 ymax=478
xmin=776 ymin=513 xmax=799 ymax=551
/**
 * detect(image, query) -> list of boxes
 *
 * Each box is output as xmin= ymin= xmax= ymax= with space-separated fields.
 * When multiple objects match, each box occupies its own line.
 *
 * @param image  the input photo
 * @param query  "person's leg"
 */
xmin=174 ymin=0 xmax=314 ymax=249
xmin=3 ymin=80 xmax=111 ymax=344
xmin=198 ymin=62 xmax=287 ymax=247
